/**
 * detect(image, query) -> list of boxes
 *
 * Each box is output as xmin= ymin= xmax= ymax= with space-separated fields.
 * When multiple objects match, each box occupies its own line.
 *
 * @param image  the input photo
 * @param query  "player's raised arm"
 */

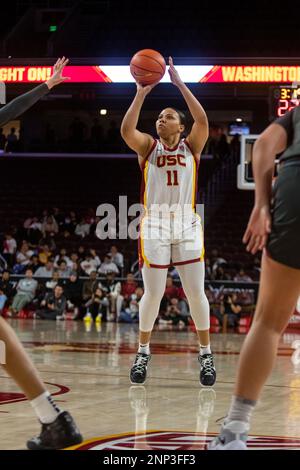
xmin=120 ymin=82 xmax=156 ymax=158
xmin=0 ymin=57 xmax=70 ymax=127
xmin=168 ymin=56 xmax=208 ymax=158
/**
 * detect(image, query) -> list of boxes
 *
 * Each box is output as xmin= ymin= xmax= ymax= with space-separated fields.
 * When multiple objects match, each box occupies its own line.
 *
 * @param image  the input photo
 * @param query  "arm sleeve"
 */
xmin=0 ymin=83 xmax=50 ymax=127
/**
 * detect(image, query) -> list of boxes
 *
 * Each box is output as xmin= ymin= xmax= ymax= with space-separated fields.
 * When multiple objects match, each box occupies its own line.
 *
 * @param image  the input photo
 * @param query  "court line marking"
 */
xmin=1 ymin=373 xmax=298 ymax=390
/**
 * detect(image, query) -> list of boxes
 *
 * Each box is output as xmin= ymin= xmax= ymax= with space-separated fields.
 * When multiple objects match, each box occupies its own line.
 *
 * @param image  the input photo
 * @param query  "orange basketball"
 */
xmin=130 ymin=49 xmax=166 ymax=85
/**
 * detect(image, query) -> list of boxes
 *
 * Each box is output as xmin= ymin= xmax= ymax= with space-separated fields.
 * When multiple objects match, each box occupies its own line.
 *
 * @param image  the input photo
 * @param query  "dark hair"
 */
xmin=170 ymin=108 xmax=186 ymax=126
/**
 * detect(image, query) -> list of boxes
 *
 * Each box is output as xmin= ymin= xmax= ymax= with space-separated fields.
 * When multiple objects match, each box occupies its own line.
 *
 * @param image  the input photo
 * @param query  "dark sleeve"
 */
xmin=273 ymin=109 xmax=294 ymax=144
xmin=0 ymin=83 xmax=50 ymax=127
xmin=57 ymin=296 xmax=66 ymax=314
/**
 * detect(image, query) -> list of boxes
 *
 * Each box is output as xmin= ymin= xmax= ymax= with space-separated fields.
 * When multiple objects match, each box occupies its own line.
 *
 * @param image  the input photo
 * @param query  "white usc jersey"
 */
xmin=138 ymin=137 xmax=204 ymax=269
xmin=140 ymin=138 xmax=199 ymax=212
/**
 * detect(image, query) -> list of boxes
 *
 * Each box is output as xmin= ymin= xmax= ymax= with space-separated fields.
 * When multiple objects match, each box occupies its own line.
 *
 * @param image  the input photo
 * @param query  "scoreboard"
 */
xmin=270 ymin=85 xmax=300 ymax=119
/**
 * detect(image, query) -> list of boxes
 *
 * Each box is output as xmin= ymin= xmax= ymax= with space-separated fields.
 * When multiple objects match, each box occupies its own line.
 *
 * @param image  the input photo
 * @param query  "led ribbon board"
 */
xmin=1 ymin=65 xmax=300 ymax=83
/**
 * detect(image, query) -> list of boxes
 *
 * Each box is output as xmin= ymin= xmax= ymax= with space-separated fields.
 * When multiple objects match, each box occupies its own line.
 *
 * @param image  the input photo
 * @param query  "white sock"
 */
xmin=30 ymin=391 xmax=62 ymax=424
xmin=200 ymin=344 xmax=211 ymax=355
xmin=226 ymin=395 xmax=256 ymax=425
xmin=138 ymin=343 xmax=150 ymax=355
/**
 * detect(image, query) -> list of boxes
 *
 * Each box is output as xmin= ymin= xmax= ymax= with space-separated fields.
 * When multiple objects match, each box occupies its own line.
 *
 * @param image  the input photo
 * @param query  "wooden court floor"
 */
xmin=1 ymin=319 xmax=300 ymax=450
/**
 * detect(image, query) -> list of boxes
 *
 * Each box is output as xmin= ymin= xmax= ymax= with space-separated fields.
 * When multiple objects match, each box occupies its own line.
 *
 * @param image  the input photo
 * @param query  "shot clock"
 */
xmin=270 ymin=85 xmax=300 ymax=119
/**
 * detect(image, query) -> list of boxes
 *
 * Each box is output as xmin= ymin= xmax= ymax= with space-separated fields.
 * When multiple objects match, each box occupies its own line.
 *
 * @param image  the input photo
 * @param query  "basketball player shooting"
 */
xmin=0 ymin=57 xmax=82 ymax=449
xmin=121 ymin=56 xmax=216 ymax=387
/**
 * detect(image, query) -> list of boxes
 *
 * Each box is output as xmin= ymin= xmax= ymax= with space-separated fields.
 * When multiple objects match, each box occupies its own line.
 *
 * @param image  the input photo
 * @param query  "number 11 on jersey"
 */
xmin=167 ymin=170 xmax=179 ymax=186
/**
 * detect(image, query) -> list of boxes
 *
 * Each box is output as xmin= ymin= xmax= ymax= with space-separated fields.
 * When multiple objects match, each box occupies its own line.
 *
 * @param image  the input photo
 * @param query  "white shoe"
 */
xmin=209 ymin=420 xmax=248 ymax=450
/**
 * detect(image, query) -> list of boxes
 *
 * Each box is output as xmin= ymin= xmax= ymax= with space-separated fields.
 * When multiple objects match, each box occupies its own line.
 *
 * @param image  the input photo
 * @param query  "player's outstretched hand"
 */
xmin=168 ymin=56 xmax=184 ymax=88
xmin=46 ymin=57 xmax=71 ymax=89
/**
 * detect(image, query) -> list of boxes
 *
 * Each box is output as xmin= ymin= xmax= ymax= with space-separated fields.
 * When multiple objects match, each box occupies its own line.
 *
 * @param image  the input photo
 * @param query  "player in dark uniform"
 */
xmin=210 ymin=107 xmax=300 ymax=449
xmin=0 ymin=57 xmax=82 ymax=449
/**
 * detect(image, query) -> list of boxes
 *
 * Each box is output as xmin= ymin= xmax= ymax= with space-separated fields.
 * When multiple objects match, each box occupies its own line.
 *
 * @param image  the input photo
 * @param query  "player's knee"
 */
xmin=253 ymin=315 xmax=285 ymax=335
xmin=143 ymin=288 xmax=164 ymax=302
xmin=186 ymin=291 xmax=207 ymax=306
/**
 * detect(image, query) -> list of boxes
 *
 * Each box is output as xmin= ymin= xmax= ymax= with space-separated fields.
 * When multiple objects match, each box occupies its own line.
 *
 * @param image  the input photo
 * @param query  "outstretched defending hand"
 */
xmin=46 ymin=57 xmax=71 ymax=89
xmin=168 ymin=56 xmax=184 ymax=88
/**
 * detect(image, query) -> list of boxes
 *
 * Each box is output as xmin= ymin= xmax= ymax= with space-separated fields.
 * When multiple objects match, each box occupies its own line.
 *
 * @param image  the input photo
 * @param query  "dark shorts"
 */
xmin=267 ymin=162 xmax=300 ymax=269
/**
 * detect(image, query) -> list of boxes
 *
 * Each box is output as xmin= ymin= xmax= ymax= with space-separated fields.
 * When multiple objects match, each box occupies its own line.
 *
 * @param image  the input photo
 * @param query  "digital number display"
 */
xmin=272 ymin=86 xmax=300 ymax=117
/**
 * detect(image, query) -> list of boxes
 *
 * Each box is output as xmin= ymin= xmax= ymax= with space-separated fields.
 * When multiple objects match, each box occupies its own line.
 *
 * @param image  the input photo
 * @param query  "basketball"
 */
xmin=130 ymin=49 xmax=166 ymax=86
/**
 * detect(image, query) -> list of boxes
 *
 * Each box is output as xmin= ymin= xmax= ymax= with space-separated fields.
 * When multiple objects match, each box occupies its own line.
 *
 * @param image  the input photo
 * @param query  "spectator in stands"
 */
xmin=205 ymin=287 xmax=215 ymax=304
xmin=0 ymin=270 xmax=14 ymax=314
xmin=27 ymin=255 xmax=41 ymax=273
xmin=159 ymin=275 xmax=179 ymax=314
xmin=159 ymin=297 xmax=189 ymax=328
xmin=36 ymin=285 xmax=66 ymax=320
xmin=177 ymin=285 xmax=190 ymax=317
xmin=211 ymin=248 xmax=227 ymax=273
xmin=130 ymin=258 xmax=140 ymax=278
xmin=8 ymin=268 xmax=37 ymax=316
xmin=41 ymin=209 xmax=48 ymax=222
xmin=234 ymin=268 xmax=253 ymax=283
xmin=64 ymin=272 xmax=82 ymax=319
xmin=119 ymin=286 xmax=144 ymax=323
xmin=99 ymin=271 xmax=122 ymax=321
xmin=6 ymin=127 xmax=18 ymax=152
xmin=2 ymin=233 xmax=17 ymax=267
xmin=84 ymin=208 xmax=95 ymax=225
xmin=75 ymin=218 xmax=91 ymax=238
xmin=121 ymin=273 xmax=138 ymax=301
xmin=0 ymin=127 xmax=6 ymax=150
xmin=14 ymin=241 xmax=34 ymax=273
xmin=23 ymin=216 xmax=43 ymax=245
xmin=82 ymin=271 xmax=98 ymax=304
xmin=38 ymin=244 xmax=52 ymax=265
xmin=34 ymin=260 xmax=54 ymax=278
xmin=213 ymin=266 xmax=232 ymax=281
xmin=67 ymin=252 xmax=79 ymax=273
xmin=109 ymin=245 xmax=124 ymax=273
xmin=213 ymin=293 xmax=242 ymax=327
xmin=74 ymin=271 xmax=99 ymax=320
xmin=165 ymin=275 xmax=179 ymax=299
xmin=98 ymin=253 xmax=118 ymax=275
xmin=41 ymin=215 xmax=58 ymax=238
xmin=44 ymin=270 xmax=60 ymax=293
xmin=62 ymin=211 xmax=78 ymax=235
xmin=54 ymin=248 xmax=72 ymax=269
xmin=39 ymin=234 xmax=56 ymax=253
xmin=167 ymin=266 xmax=180 ymax=279
xmin=80 ymin=250 xmax=101 ymax=276
xmin=84 ymin=287 xmax=109 ymax=321
xmin=77 ymin=245 xmax=86 ymax=264
xmin=52 ymin=207 xmax=65 ymax=229
xmin=57 ymin=260 xmax=71 ymax=279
